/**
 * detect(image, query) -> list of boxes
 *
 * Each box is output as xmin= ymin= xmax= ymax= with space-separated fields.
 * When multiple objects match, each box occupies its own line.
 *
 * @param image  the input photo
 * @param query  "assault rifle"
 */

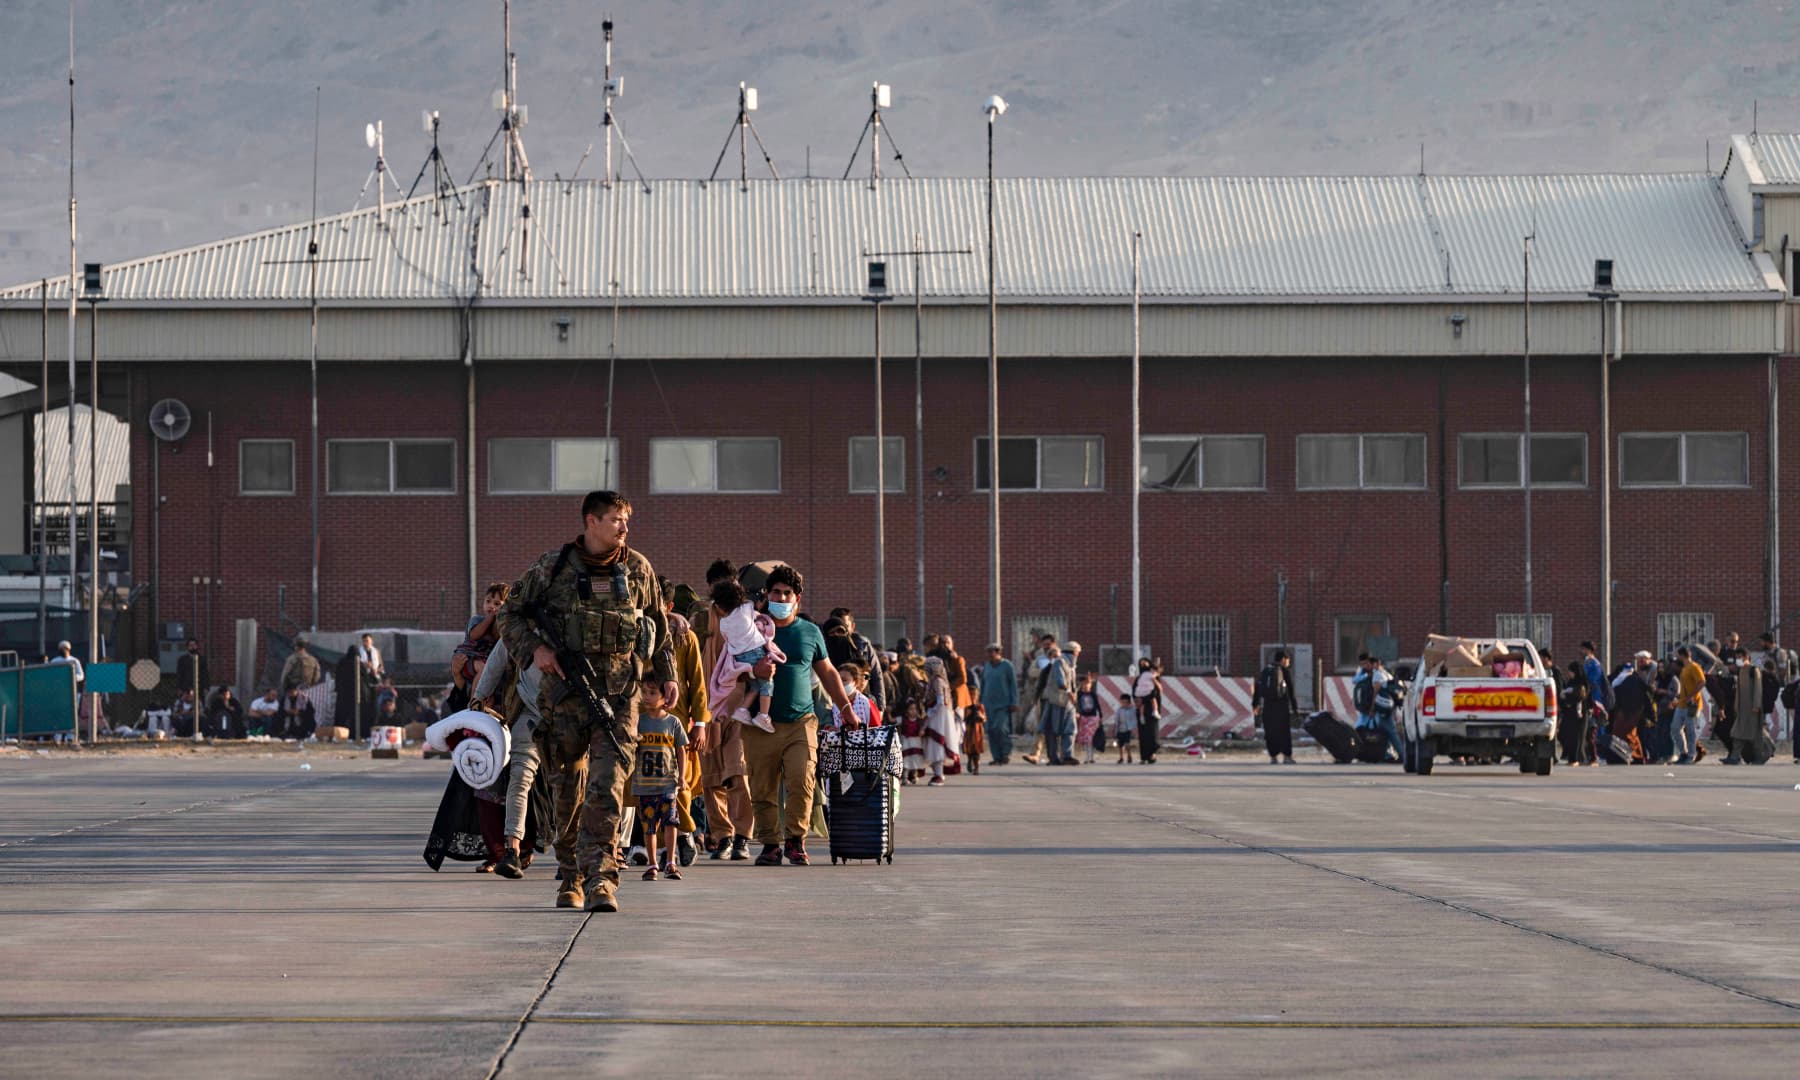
xmin=526 ymin=605 xmax=628 ymax=762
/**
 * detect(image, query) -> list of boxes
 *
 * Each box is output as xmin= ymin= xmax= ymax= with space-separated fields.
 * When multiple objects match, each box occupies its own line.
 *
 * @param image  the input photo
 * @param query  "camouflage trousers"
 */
xmin=536 ymin=691 xmax=638 ymax=897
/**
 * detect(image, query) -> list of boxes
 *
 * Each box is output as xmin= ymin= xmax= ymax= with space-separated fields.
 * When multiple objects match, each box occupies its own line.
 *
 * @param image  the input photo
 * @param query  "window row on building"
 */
xmin=231 ymin=432 xmax=1754 ymax=496
xmin=1163 ymin=610 xmax=1718 ymax=675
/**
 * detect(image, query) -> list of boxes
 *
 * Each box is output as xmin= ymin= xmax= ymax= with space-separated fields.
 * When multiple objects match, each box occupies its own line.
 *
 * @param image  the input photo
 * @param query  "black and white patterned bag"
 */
xmin=817 ymin=725 xmax=904 ymax=777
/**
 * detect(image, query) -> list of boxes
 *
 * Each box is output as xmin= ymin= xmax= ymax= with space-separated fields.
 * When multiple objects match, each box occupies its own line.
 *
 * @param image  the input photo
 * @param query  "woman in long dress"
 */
xmin=922 ymin=657 xmax=962 ymax=786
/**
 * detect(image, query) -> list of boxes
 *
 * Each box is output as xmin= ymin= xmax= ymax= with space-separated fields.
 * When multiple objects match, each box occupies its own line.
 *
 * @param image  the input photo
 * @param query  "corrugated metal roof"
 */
xmin=0 ymin=175 xmax=1772 ymax=303
xmin=33 ymin=405 xmax=131 ymax=501
xmin=1741 ymin=133 xmax=1800 ymax=184
xmin=1424 ymin=174 xmax=1757 ymax=294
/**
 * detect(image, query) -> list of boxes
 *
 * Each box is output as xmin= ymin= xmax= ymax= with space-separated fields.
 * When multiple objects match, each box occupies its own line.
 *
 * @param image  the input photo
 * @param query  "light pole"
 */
xmin=863 ymin=239 xmax=974 ymax=642
xmin=81 ymin=262 xmax=104 ymax=744
xmin=1522 ymin=234 xmax=1534 ymax=632
xmin=984 ymin=94 xmax=1006 ymax=651
xmin=864 ymin=260 xmax=891 ymax=647
xmin=1589 ymin=260 xmax=1617 ymax=668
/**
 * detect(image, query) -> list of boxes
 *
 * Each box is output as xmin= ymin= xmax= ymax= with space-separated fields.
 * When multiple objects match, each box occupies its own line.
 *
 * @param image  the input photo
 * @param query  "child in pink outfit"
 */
xmin=706 ymin=579 xmax=785 ymax=733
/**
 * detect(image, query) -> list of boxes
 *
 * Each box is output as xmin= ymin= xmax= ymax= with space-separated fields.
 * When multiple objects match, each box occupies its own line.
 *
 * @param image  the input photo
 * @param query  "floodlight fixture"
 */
xmin=875 ymin=83 xmax=891 ymax=109
xmin=82 ymin=262 xmax=103 ymax=296
xmin=365 ymin=122 xmax=379 ymax=149
xmin=493 ymin=89 xmax=508 ymax=112
xmin=984 ymin=94 xmax=1007 ymax=120
xmin=606 ymin=76 xmax=623 ymax=97
xmin=867 ymin=259 xmax=889 ymax=295
xmin=1593 ymin=258 xmax=1615 ymax=292
xmin=422 ymin=109 xmax=439 ymax=134
xmin=741 ymin=83 xmax=758 ymax=112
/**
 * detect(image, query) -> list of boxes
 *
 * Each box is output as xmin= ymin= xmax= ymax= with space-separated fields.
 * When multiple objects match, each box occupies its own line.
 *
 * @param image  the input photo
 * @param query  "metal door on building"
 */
xmin=1012 ymin=616 xmax=1068 ymax=667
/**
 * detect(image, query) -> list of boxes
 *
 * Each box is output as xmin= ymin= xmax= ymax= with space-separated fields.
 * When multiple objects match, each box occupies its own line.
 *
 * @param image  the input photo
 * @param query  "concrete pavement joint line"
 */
xmin=4 ymin=1015 xmax=1800 ymax=1031
xmin=0 ymin=768 xmax=380 ymax=850
xmin=483 ymin=911 xmax=593 ymax=1080
xmin=1026 ymin=774 xmax=1800 ymax=1015
xmin=1353 ymin=775 xmax=1800 ymax=846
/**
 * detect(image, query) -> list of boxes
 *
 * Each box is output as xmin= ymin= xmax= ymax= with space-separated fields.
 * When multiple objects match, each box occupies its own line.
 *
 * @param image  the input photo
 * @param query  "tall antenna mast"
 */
xmin=504 ymin=0 xmax=513 ymax=181
xmin=64 ymin=0 xmax=77 ymax=615
xmin=603 ymin=17 xmax=615 ymax=188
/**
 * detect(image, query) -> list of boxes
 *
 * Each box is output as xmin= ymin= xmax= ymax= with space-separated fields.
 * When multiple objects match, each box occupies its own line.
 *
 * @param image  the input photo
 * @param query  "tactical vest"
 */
xmin=552 ymin=544 xmax=655 ymax=693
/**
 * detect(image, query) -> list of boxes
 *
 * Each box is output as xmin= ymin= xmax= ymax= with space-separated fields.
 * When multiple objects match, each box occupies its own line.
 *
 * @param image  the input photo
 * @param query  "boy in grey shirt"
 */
xmin=632 ymin=682 xmax=690 ymax=880
xmin=1112 ymin=693 xmax=1139 ymax=764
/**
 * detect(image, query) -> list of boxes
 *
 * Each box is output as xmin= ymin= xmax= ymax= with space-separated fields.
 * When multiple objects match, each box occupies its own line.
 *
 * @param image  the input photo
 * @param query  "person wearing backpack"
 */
xmin=1352 ymin=655 xmax=1376 ymax=729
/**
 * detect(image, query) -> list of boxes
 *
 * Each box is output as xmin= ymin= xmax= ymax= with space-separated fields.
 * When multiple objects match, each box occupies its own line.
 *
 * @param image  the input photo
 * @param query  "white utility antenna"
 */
xmin=399 ymin=109 xmax=465 ymax=227
xmin=469 ymin=0 xmax=533 ymax=186
xmin=842 ymin=81 xmax=911 ymax=187
xmin=708 ymin=81 xmax=781 ymax=190
xmin=346 ymin=120 xmax=402 ymax=228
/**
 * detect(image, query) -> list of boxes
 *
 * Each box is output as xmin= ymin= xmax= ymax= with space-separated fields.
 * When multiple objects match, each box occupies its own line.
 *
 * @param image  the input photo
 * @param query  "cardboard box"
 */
xmin=316 ymin=725 xmax=351 ymax=743
xmin=403 ymin=721 xmax=429 ymax=744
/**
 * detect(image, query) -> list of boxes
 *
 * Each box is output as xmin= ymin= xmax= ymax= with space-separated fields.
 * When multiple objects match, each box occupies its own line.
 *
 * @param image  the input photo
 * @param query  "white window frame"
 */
xmin=1173 ymin=614 xmax=1231 ymax=673
xmin=238 ymin=438 xmax=296 ymax=496
xmin=1140 ymin=435 xmax=1266 ymax=492
xmin=1458 ymin=433 xmax=1588 ymax=489
xmin=1495 ymin=613 xmax=1553 ymax=650
xmin=848 ymin=436 xmax=905 ymax=494
xmin=1619 ymin=432 xmax=1750 ymax=489
xmin=648 ymin=437 xmax=782 ymax=495
xmin=973 ymin=435 xmax=1105 ymax=493
xmin=1297 ymin=434 xmax=1428 ymax=491
xmin=326 ymin=438 xmax=457 ymax=496
xmin=1656 ymin=612 xmax=1715 ymax=659
xmin=487 ymin=437 xmax=619 ymax=495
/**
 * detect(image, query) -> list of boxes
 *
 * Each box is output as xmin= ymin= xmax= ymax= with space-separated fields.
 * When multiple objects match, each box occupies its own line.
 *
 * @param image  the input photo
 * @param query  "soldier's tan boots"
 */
xmin=582 ymin=874 xmax=618 ymax=913
xmin=555 ymin=875 xmax=583 ymax=909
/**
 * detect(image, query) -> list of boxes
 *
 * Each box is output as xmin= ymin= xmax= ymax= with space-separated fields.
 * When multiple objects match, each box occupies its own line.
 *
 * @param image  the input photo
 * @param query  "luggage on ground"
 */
xmin=1303 ymin=710 xmax=1357 ymax=764
xmin=822 ymin=770 xmax=896 ymax=863
xmin=1354 ymin=726 xmax=1393 ymax=763
xmin=818 ymin=726 xmax=903 ymax=864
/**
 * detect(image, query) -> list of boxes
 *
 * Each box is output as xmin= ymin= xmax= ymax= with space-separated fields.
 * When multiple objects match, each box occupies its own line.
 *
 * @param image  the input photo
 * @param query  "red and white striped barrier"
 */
xmin=1093 ymin=675 xmax=1356 ymax=742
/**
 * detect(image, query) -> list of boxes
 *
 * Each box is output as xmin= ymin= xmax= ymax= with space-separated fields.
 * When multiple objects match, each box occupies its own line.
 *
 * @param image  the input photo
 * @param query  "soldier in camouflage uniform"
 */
xmin=496 ymin=490 xmax=676 ymax=913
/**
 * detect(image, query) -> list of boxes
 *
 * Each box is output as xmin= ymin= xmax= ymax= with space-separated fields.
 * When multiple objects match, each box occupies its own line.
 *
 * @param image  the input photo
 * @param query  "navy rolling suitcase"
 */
xmin=817 ymin=726 xmax=902 ymax=864
xmin=823 ymin=770 xmax=896 ymax=864
xmin=1303 ymin=711 xmax=1357 ymax=764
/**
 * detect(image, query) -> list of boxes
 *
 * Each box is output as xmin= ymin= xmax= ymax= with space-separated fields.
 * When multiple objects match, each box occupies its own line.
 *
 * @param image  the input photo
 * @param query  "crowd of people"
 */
xmin=414 ymin=490 xmax=1199 ymax=914
xmin=1546 ymin=632 xmax=1795 ymax=767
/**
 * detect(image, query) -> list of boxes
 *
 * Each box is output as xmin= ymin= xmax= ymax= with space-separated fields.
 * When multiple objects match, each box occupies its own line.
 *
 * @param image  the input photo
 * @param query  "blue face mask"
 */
xmin=767 ymin=600 xmax=797 ymax=620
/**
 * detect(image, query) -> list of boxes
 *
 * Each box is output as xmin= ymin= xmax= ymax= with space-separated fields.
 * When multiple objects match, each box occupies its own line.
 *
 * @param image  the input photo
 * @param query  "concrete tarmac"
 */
xmin=1 ymin=747 xmax=1796 ymax=1078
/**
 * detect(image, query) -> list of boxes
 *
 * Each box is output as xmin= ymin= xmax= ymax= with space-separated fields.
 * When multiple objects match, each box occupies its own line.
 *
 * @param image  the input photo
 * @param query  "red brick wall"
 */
xmin=129 ymin=352 xmax=1785 ymax=687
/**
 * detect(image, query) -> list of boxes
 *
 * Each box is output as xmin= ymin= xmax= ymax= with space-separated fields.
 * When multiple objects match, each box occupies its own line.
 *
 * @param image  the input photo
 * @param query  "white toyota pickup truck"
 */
xmin=1398 ymin=637 xmax=1559 ymax=776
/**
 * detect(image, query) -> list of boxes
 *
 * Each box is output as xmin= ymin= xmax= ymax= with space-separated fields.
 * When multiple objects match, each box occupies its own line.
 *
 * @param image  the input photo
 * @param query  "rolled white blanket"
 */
xmin=425 ymin=709 xmax=511 ymax=790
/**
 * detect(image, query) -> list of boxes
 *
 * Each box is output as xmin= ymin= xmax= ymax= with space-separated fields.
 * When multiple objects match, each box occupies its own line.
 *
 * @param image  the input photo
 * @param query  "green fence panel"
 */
xmin=18 ymin=664 xmax=78 ymax=737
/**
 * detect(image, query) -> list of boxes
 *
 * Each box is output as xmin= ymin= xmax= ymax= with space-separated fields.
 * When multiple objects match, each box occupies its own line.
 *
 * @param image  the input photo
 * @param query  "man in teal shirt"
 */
xmin=743 ymin=564 xmax=860 ymax=866
xmin=978 ymin=644 xmax=1018 ymax=765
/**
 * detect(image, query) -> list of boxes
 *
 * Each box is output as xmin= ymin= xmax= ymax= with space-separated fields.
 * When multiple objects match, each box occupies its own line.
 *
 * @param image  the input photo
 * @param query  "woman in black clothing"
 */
xmin=1134 ymin=658 xmax=1164 ymax=763
xmin=1558 ymin=661 xmax=1593 ymax=765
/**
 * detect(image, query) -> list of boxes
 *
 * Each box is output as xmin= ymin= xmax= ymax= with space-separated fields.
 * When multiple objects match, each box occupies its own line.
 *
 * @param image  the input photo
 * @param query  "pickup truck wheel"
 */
xmin=1534 ymin=749 xmax=1553 ymax=776
xmin=1415 ymin=740 xmax=1435 ymax=776
xmin=1401 ymin=736 xmax=1417 ymax=773
xmin=1517 ymin=748 xmax=1534 ymax=774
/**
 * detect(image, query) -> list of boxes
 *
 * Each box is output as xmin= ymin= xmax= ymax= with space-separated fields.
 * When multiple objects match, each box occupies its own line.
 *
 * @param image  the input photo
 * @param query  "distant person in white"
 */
xmin=357 ymin=634 xmax=385 ymax=681
xmin=49 ymin=640 xmax=84 ymax=687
